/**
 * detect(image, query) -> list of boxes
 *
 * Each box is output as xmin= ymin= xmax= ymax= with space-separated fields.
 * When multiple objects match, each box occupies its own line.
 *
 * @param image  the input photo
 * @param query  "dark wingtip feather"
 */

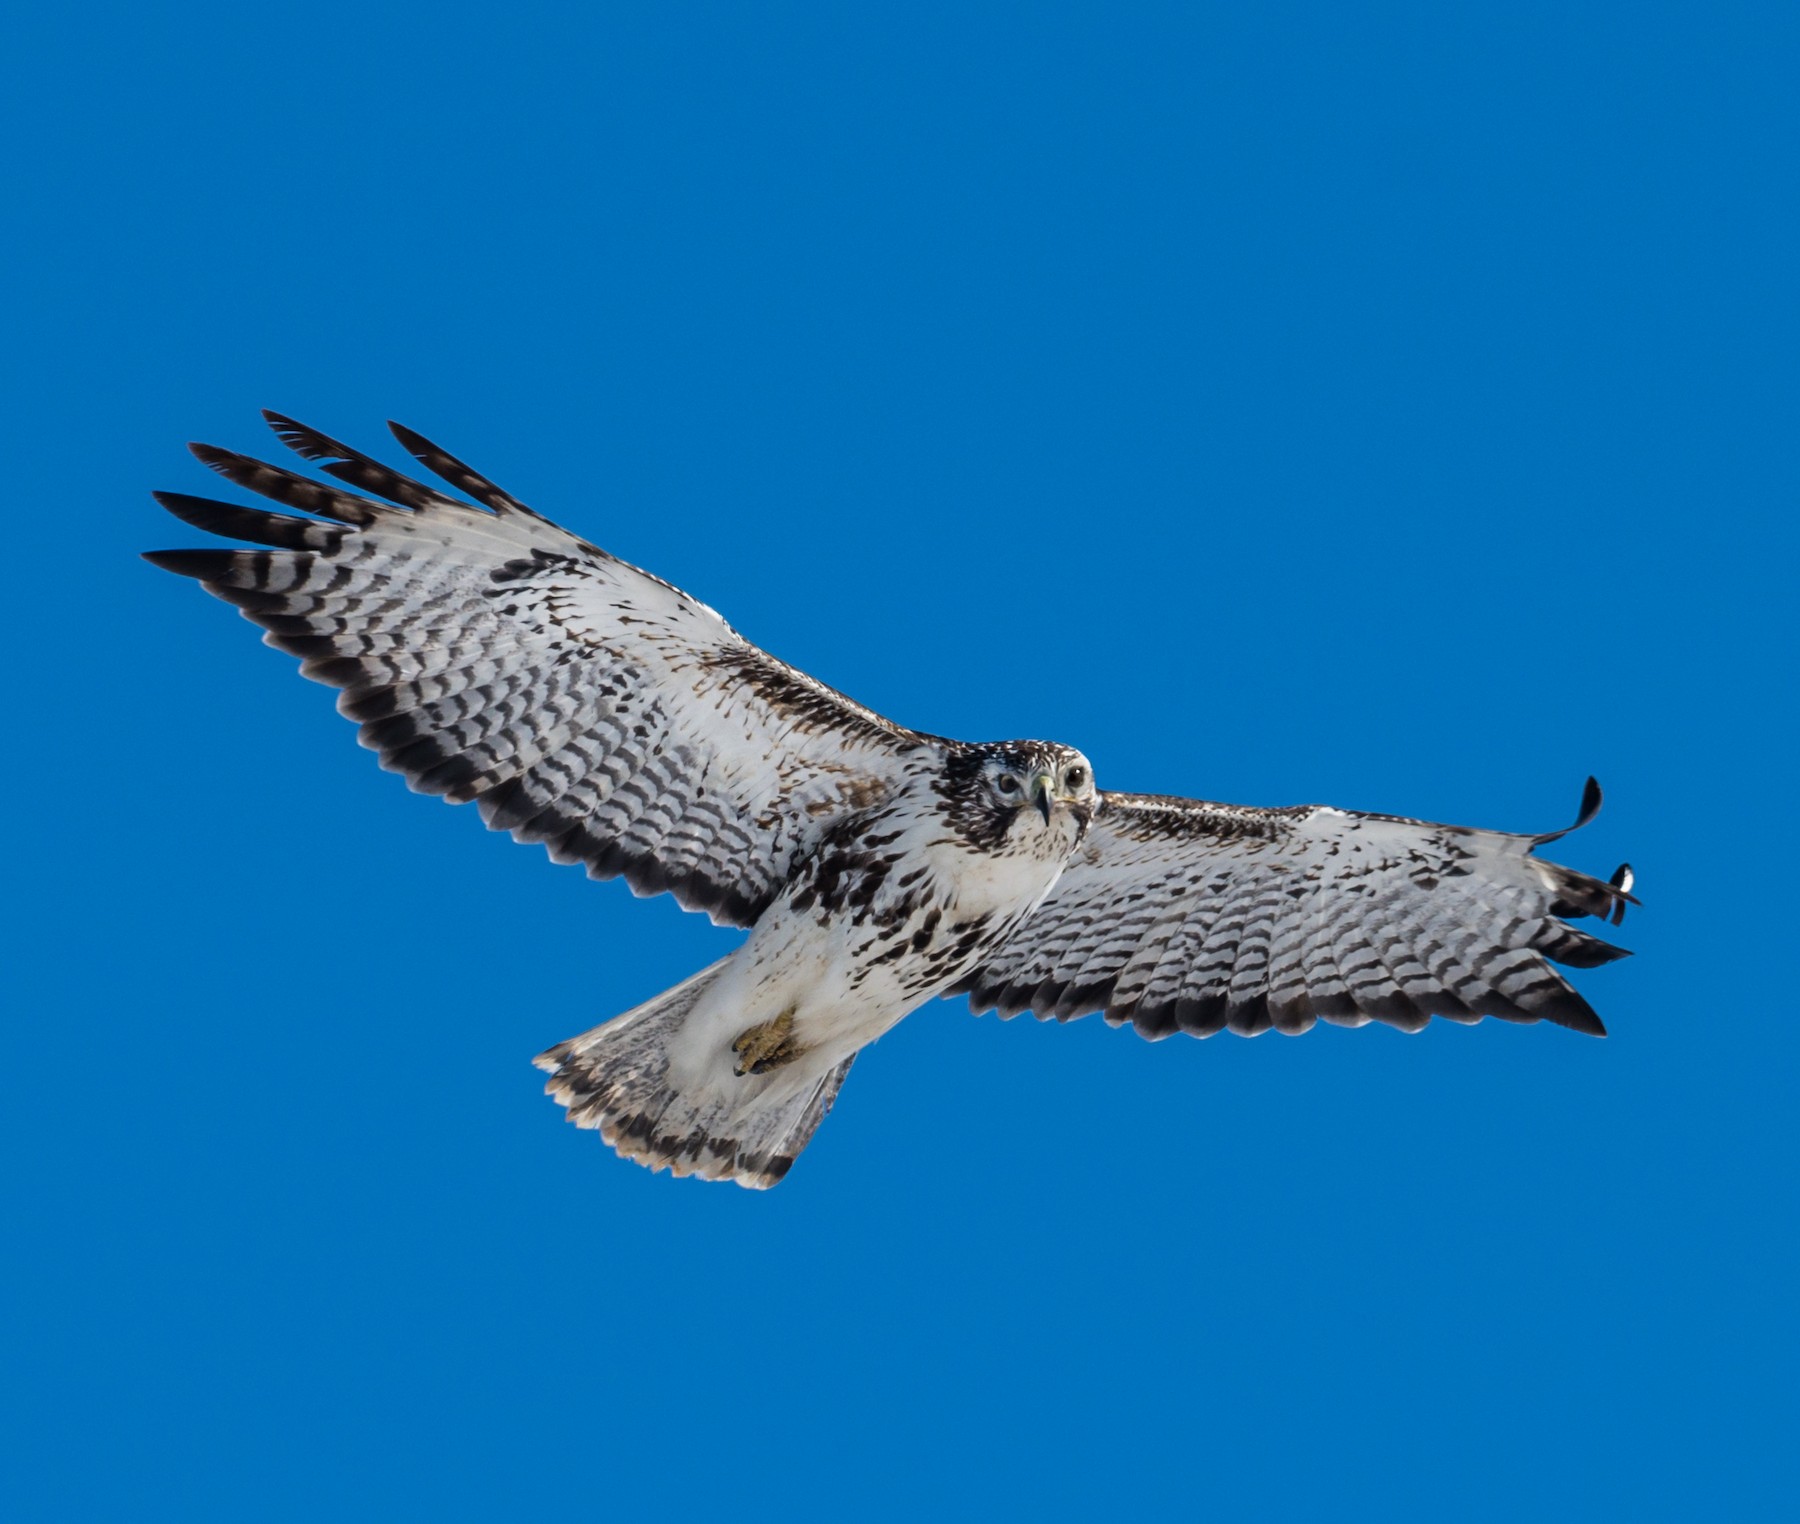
xmin=143 ymin=547 xmax=226 ymax=578
xmin=1533 ymin=776 xmax=1604 ymax=846
xmin=262 ymin=409 xmax=350 ymax=462
xmin=252 ymin=412 xmax=449 ymax=511
xmin=1566 ymin=1013 xmax=1608 ymax=1037
xmin=1609 ymin=864 xmax=1635 ymax=925
xmin=1540 ymin=974 xmax=1610 ymax=1035
xmin=387 ymin=420 xmax=446 ymax=465
xmin=153 ymin=490 xmax=242 ymax=533
xmin=185 ymin=441 xmax=382 ymax=525
xmin=151 ymin=490 xmax=342 ymax=551
xmin=386 ymin=419 xmax=534 ymax=518
xmin=1535 ymin=922 xmax=1634 ymax=969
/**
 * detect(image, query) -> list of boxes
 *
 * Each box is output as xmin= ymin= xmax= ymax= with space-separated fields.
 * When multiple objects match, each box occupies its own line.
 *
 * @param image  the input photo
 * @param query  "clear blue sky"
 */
xmin=4 ymin=4 xmax=1794 ymax=1519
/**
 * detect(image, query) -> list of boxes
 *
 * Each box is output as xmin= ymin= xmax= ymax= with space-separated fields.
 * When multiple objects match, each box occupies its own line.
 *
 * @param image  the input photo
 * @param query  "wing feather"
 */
xmin=957 ymin=786 xmax=1634 ymax=1038
xmin=147 ymin=414 xmax=933 ymax=926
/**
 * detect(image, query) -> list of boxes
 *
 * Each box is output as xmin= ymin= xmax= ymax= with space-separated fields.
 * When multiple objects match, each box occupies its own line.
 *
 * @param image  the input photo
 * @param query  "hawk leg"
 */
xmin=732 ymin=1009 xmax=806 ymax=1076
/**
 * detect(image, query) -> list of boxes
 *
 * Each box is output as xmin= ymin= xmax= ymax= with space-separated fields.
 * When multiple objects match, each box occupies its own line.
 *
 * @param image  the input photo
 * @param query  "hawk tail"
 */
xmin=533 ymin=960 xmax=853 ymax=1189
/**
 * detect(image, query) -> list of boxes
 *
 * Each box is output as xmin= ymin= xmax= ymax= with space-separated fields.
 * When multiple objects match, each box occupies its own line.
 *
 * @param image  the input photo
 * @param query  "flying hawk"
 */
xmin=147 ymin=414 xmax=1636 ymax=1188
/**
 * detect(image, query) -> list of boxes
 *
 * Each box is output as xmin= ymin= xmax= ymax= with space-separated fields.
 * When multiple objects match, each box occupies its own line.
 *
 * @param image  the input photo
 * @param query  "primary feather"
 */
xmin=151 ymin=412 xmax=923 ymax=927
xmin=954 ymin=787 xmax=1632 ymax=1040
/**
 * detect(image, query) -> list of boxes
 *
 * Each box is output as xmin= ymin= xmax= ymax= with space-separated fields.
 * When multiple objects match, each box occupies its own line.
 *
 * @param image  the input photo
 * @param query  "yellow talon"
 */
xmin=731 ymin=1010 xmax=804 ymax=1075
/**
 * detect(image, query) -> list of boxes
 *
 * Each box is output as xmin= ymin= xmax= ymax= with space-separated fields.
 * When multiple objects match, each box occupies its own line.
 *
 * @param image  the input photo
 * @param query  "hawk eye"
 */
xmin=1066 ymin=766 xmax=1086 ymax=788
xmin=996 ymin=773 xmax=1020 ymax=795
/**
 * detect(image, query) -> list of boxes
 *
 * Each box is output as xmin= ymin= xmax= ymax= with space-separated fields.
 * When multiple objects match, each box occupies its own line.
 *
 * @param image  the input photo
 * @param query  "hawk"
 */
xmin=147 ymin=413 xmax=1637 ymax=1188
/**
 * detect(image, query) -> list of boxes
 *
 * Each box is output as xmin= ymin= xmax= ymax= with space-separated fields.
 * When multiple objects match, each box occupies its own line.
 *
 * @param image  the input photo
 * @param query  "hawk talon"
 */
xmin=732 ymin=1010 xmax=804 ymax=1076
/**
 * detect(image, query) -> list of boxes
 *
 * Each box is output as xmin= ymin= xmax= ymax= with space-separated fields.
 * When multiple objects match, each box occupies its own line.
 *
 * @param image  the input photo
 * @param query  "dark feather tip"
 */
xmin=1549 ymin=993 xmax=1608 ymax=1037
xmin=1532 ymin=776 xmax=1604 ymax=846
xmin=262 ymin=409 xmax=353 ymax=463
xmin=387 ymin=420 xmax=431 ymax=454
xmin=143 ymin=548 xmax=224 ymax=578
xmin=387 ymin=419 xmax=531 ymax=517
xmin=151 ymin=490 xmax=338 ymax=550
xmin=1609 ymin=863 xmax=1635 ymax=924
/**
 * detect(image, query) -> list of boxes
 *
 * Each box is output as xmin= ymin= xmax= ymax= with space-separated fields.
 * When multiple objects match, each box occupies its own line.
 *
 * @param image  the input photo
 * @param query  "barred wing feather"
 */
xmin=145 ymin=412 xmax=928 ymax=927
xmin=957 ymin=784 xmax=1634 ymax=1038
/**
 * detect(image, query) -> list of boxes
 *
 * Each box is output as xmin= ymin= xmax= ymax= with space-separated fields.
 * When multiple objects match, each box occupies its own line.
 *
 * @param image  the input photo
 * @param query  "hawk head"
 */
xmin=940 ymin=740 xmax=1099 ymax=854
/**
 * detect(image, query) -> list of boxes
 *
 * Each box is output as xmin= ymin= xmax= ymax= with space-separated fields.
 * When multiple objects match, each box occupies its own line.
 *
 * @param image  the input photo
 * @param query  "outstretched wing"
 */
xmin=955 ymin=783 xmax=1634 ymax=1037
xmin=146 ymin=412 xmax=935 ymax=926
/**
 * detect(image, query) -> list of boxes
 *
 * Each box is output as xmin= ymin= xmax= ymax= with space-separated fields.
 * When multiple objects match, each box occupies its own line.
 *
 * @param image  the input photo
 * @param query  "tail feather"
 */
xmin=534 ymin=960 xmax=854 ymax=1189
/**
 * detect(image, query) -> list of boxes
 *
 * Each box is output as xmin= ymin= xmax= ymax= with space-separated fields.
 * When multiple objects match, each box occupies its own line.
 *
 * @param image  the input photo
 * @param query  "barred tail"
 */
xmin=533 ymin=960 xmax=854 ymax=1189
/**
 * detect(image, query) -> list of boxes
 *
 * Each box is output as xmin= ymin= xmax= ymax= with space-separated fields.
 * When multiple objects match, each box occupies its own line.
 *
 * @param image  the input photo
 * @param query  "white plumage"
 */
xmin=148 ymin=413 xmax=1636 ymax=1187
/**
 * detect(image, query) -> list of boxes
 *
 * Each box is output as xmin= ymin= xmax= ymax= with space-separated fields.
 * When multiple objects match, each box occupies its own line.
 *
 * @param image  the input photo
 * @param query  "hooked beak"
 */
xmin=1029 ymin=771 xmax=1055 ymax=825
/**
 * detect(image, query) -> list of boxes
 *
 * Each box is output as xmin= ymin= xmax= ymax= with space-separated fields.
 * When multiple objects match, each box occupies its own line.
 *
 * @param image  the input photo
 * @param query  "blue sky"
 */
xmin=4 ymin=3 xmax=1795 ymax=1518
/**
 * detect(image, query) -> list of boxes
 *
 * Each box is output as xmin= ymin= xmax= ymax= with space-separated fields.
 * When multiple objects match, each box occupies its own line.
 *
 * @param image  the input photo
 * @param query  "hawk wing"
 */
xmin=955 ymin=784 xmax=1634 ymax=1037
xmin=146 ymin=412 xmax=933 ymax=927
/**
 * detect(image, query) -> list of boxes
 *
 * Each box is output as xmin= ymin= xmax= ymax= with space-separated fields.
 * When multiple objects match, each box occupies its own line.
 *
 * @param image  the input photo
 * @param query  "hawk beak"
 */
xmin=1030 ymin=771 xmax=1055 ymax=825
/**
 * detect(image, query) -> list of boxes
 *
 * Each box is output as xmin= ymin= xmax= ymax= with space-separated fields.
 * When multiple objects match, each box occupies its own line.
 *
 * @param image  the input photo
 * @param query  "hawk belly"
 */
xmin=670 ymin=805 xmax=1078 ymax=1096
xmin=535 ymin=768 xmax=1090 ymax=1186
